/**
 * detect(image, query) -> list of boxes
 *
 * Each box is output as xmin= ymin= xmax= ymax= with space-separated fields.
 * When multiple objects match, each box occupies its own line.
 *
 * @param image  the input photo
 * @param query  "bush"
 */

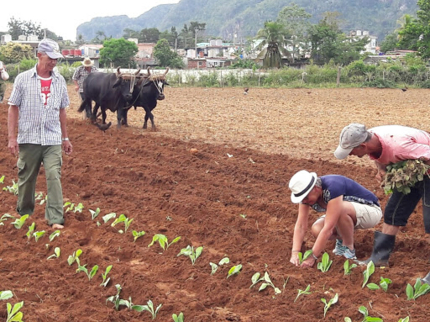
xmin=360 ymin=78 xmax=396 ymax=88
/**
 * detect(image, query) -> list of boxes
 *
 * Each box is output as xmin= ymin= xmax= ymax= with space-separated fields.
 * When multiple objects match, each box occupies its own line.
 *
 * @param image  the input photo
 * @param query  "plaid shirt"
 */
xmin=72 ymin=65 xmax=98 ymax=93
xmin=8 ymin=65 xmax=70 ymax=146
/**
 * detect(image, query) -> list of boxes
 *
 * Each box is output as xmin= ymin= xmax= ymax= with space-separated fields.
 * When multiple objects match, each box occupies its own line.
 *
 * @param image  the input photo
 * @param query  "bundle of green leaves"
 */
xmin=383 ymin=159 xmax=430 ymax=195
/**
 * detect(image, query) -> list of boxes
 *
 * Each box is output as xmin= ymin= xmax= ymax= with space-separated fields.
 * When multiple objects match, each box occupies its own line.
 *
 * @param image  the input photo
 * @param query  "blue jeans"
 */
xmin=384 ymin=176 xmax=430 ymax=233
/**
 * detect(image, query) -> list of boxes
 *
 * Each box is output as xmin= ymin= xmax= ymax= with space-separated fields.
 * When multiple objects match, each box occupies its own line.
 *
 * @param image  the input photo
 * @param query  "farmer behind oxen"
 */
xmin=289 ymin=170 xmax=382 ymax=268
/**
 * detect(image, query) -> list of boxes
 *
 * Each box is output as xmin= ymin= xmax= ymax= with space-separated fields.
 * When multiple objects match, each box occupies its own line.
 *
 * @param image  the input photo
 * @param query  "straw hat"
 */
xmin=289 ymin=170 xmax=317 ymax=203
xmin=82 ymin=57 xmax=94 ymax=67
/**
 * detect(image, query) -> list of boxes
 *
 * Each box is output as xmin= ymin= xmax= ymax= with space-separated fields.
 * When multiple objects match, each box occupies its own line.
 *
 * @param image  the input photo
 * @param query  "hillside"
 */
xmin=76 ymin=0 xmax=418 ymax=42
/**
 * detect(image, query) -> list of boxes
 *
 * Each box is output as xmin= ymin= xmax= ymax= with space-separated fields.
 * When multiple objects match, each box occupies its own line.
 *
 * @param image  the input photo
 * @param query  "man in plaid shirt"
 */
xmin=72 ymin=57 xmax=98 ymax=101
xmin=7 ymin=38 xmax=72 ymax=229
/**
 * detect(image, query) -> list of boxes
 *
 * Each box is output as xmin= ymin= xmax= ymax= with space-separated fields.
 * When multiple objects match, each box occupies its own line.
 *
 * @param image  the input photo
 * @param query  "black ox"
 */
xmin=121 ymin=67 xmax=169 ymax=130
xmin=78 ymin=67 xmax=140 ymax=128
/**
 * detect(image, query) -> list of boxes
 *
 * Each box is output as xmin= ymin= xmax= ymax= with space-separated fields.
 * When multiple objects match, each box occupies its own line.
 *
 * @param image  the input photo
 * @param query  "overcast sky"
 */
xmin=3 ymin=0 xmax=180 ymax=41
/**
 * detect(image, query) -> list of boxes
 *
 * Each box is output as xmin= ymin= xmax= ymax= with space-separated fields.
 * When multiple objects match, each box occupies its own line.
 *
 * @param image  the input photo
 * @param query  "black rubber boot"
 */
xmin=356 ymin=231 xmax=396 ymax=266
xmin=421 ymin=271 xmax=430 ymax=285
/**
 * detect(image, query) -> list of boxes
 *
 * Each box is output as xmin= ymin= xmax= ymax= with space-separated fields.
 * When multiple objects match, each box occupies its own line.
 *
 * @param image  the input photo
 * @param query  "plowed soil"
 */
xmin=1 ymin=84 xmax=430 ymax=322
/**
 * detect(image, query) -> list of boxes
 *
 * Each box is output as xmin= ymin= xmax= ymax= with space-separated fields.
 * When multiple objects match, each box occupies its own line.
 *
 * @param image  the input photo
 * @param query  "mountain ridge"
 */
xmin=77 ymin=0 xmax=418 ymax=42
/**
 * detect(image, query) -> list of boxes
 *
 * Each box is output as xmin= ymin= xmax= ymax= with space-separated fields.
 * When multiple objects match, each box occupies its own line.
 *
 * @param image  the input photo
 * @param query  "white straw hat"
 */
xmin=82 ymin=57 xmax=94 ymax=67
xmin=289 ymin=170 xmax=317 ymax=203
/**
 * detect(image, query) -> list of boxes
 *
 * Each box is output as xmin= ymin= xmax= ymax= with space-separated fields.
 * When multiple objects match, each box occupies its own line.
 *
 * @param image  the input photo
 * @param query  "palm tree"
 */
xmin=255 ymin=21 xmax=291 ymax=68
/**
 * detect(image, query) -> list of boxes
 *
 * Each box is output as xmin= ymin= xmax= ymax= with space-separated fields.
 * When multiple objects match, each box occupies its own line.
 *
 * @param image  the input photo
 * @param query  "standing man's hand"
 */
xmin=8 ymin=137 xmax=18 ymax=156
xmin=62 ymin=139 xmax=73 ymax=155
xmin=74 ymin=85 xmax=79 ymax=92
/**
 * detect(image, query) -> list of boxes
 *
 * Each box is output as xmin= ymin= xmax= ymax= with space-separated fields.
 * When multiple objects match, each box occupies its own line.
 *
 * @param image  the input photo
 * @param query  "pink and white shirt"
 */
xmin=369 ymin=125 xmax=430 ymax=167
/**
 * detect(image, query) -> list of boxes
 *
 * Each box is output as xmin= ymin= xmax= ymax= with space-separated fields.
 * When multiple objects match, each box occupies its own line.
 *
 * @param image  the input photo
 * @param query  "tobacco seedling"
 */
xmin=26 ymin=222 xmax=36 ymax=240
xmin=295 ymin=284 xmax=311 ymax=302
xmin=344 ymin=259 xmax=357 ymax=275
xmin=367 ymin=277 xmax=392 ymax=292
xmin=132 ymin=230 xmax=146 ymax=242
xmin=67 ymin=249 xmax=83 ymax=266
xmin=177 ymin=245 xmax=203 ymax=265
xmin=76 ymin=264 xmax=99 ymax=281
xmin=11 ymin=215 xmax=29 ymax=229
xmin=317 ymin=252 xmax=333 ymax=273
xmin=106 ymin=284 xmax=127 ymax=311
xmin=89 ymin=208 xmax=100 ymax=220
xmin=321 ymin=293 xmax=338 ymax=318
xmin=250 ymin=271 xmax=281 ymax=294
xmin=35 ymin=192 xmax=47 ymax=205
xmin=149 ymin=234 xmax=181 ymax=252
xmin=297 ymin=250 xmax=313 ymax=264
xmin=210 ymin=257 xmax=230 ymax=275
xmin=1 ymin=214 xmax=15 ymax=222
xmin=172 ymin=312 xmax=184 ymax=322
xmin=0 ymin=290 xmax=13 ymax=300
xmin=3 ymin=180 xmax=18 ymax=195
xmin=383 ymin=159 xmax=430 ymax=195
xmin=100 ymin=265 xmax=113 ymax=287
xmin=406 ymin=278 xmax=430 ymax=300
xmin=134 ymin=299 xmax=162 ymax=320
xmin=47 ymin=247 xmax=61 ymax=260
xmin=398 ymin=317 xmax=410 ymax=322
xmin=0 ymin=175 xmax=4 ymax=184
xmin=111 ymin=214 xmax=133 ymax=232
xmin=32 ymin=230 xmax=45 ymax=242
xmin=49 ymin=230 xmax=61 ymax=242
xmin=6 ymin=301 xmax=24 ymax=322
xmin=358 ymin=306 xmax=382 ymax=321
xmin=103 ymin=212 xmax=116 ymax=223
xmin=227 ymin=264 xmax=242 ymax=278
xmin=362 ymin=261 xmax=375 ymax=288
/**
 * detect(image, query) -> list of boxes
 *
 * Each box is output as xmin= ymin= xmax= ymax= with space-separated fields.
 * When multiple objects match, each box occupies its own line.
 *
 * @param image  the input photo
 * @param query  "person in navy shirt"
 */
xmin=288 ymin=170 xmax=382 ymax=268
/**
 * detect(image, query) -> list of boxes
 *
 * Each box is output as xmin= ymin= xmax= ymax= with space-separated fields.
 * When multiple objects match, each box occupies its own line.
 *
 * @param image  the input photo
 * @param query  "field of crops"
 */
xmin=1 ymin=85 xmax=430 ymax=321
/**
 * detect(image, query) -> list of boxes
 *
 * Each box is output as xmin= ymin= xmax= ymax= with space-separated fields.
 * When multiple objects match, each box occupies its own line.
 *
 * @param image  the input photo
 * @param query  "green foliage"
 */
xmin=89 ymin=208 xmax=100 ymax=220
xmin=198 ymin=72 xmax=219 ymax=87
xmin=321 ymin=293 xmax=338 ymax=318
xmin=99 ymin=38 xmax=138 ymax=68
xmin=256 ymin=21 xmax=290 ymax=68
xmin=47 ymin=247 xmax=61 ymax=260
xmin=57 ymin=62 xmax=74 ymax=82
xmin=362 ymin=261 xmax=375 ymax=288
xmin=148 ymin=234 xmax=181 ymax=251
xmin=132 ymin=230 xmax=146 ymax=242
xmin=100 ymin=265 xmax=113 ymax=287
xmin=229 ymin=59 xmax=259 ymax=69
xmin=344 ymin=260 xmax=357 ymax=275
xmin=297 ymin=250 xmax=313 ymax=264
xmin=67 ymin=249 xmax=83 ymax=266
xmin=227 ymin=264 xmax=242 ymax=278
xmin=49 ymin=230 xmax=61 ymax=242
xmin=111 ymin=214 xmax=133 ymax=233
xmin=11 ymin=215 xmax=28 ymax=229
xmin=295 ymin=284 xmax=311 ymax=302
xmin=3 ymin=180 xmax=18 ymax=195
xmin=26 ymin=222 xmax=35 ymax=240
xmin=0 ymin=290 xmax=13 ymax=300
xmin=210 ymin=257 xmax=230 ymax=275
xmin=358 ymin=306 xmax=383 ymax=321
xmin=317 ymin=252 xmax=333 ymax=272
xmin=33 ymin=230 xmax=46 ymax=242
xmin=6 ymin=301 xmax=24 ymax=322
xmin=0 ymin=42 xmax=33 ymax=64
xmin=76 ymin=264 xmax=99 ymax=281
xmin=383 ymin=159 xmax=430 ymax=195
xmin=134 ymin=300 xmax=162 ymax=320
xmin=406 ymin=278 xmax=430 ymax=300
xmin=366 ymin=277 xmax=392 ymax=292
xmin=177 ymin=245 xmax=203 ymax=265
xmin=172 ymin=312 xmax=184 ymax=322
xmin=102 ymin=212 xmax=116 ymax=224
xmin=361 ymin=79 xmax=397 ymax=89
xmin=250 ymin=272 xmax=282 ymax=295
xmin=153 ymin=39 xmax=184 ymax=68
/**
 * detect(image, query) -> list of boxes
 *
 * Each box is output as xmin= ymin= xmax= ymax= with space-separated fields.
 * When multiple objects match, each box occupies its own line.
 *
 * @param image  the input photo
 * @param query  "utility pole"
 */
xmin=195 ymin=28 xmax=198 ymax=58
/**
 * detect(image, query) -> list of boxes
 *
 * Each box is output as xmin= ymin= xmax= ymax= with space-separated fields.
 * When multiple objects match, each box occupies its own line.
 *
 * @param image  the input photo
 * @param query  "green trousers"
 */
xmin=17 ymin=144 xmax=64 ymax=225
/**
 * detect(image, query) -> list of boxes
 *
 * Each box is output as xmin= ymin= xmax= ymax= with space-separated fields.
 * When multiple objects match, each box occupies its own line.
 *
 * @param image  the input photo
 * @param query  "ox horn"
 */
xmin=134 ymin=68 xmax=141 ymax=75
xmin=116 ymin=67 xmax=121 ymax=77
xmin=146 ymin=67 xmax=151 ymax=76
xmin=163 ymin=67 xmax=170 ymax=76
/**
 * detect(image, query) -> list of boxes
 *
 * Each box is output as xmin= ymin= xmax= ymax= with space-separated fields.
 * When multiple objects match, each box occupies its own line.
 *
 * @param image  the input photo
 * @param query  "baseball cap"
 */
xmin=334 ymin=123 xmax=368 ymax=159
xmin=38 ymin=39 xmax=63 ymax=59
xmin=289 ymin=170 xmax=317 ymax=203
